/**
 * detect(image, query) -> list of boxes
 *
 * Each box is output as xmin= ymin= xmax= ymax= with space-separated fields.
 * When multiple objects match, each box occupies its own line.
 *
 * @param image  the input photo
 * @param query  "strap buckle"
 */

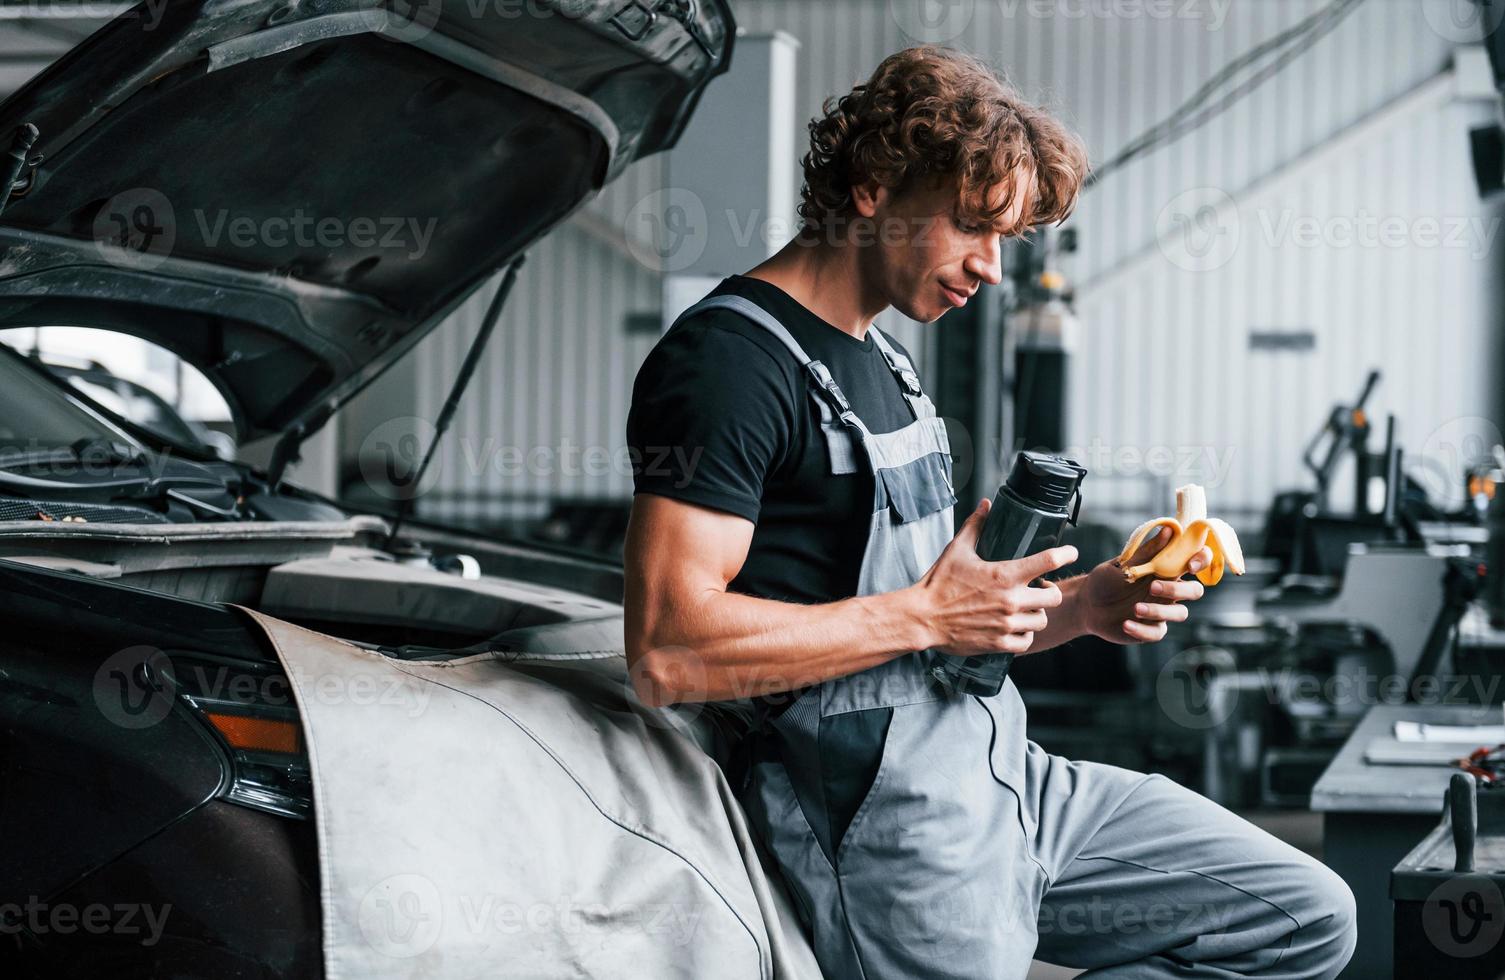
xmin=807 ymin=360 xmax=855 ymax=417
xmin=896 ymin=367 xmax=923 ymax=397
xmin=879 ymin=347 xmax=924 ymax=397
xmin=823 ymin=378 xmax=854 ymax=415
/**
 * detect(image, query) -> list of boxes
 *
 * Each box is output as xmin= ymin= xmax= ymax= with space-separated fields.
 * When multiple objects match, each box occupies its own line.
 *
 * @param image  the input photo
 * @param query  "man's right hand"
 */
xmin=911 ymin=497 xmax=1078 ymax=656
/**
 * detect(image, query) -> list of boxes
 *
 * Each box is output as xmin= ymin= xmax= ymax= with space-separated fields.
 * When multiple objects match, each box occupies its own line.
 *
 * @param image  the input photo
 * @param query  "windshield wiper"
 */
xmin=0 ymin=439 xmax=145 ymax=478
xmin=0 ymin=439 xmax=227 ymax=501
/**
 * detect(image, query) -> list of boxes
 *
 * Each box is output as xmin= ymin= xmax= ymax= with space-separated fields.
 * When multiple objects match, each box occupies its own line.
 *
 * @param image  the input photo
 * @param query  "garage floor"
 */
xmin=1026 ymin=809 xmax=1323 ymax=978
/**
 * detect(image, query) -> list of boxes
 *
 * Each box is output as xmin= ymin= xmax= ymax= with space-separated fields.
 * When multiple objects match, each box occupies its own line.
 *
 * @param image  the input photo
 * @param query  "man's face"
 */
xmin=852 ymin=176 xmax=1024 ymax=323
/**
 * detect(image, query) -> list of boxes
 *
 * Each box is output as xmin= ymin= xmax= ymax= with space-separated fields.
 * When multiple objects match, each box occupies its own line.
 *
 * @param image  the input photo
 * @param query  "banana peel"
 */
xmin=1117 ymin=484 xmax=1246 ymax=586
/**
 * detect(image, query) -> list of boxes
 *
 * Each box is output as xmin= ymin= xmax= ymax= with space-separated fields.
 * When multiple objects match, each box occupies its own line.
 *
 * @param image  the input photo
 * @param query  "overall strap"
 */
xmin=673 ymin=294 xmax=868 ymax=474
xmin=674 ymin=294 xmax=815 ymax=368
xmin=868 ymin=327 xmax=935 ymax=420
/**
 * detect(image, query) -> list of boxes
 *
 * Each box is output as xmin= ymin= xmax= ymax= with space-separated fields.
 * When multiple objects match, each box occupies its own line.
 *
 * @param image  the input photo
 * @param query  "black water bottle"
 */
xmin=932 ymin=451 xmax=1088 ymax=697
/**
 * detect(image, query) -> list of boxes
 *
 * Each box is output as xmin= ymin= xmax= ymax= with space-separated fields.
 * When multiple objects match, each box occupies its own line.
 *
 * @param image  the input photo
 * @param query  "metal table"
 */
xmin=1312 ymin=703 xmax=1503 ymax=979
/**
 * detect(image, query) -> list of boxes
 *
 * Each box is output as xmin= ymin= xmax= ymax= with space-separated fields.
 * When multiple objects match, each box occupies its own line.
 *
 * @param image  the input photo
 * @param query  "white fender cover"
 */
xmin=233 ymin=607 xmax=820 ymax=980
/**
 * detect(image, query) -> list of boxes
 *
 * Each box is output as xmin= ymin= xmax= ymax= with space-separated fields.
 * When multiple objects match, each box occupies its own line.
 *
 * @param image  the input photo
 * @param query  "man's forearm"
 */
xmin=630 ymin=574 xmax=1089 ymax=705
xmin=625 ymin=495 xmax=1082 ymax=706
xmin=629 ymin=586 xmax=935 ymax=705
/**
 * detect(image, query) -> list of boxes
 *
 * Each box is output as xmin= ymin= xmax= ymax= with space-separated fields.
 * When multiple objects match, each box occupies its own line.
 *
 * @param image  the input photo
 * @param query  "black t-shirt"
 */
xmin=627 ymin=275 xmax=920 ymax=603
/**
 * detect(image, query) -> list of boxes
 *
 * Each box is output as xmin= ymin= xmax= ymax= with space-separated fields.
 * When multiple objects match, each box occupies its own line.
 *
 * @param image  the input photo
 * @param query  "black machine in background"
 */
xmin=929 ymin=227 xmax=1079 ymax=524
xmin=1228 ymin=370 xmax=1502 ymax=806
xmin=1262 ymin=370 xmax=1444 ymax=579
xmin=1469 ymin=0 xmax=1505 ymax=198
xmin=927 ymin=274 xmax=1009 ymax=513
xmin=1007 ymin=229 xmax=1077 ymax=458
xmin=1303 ymin=368 xmax=1384 ymax=513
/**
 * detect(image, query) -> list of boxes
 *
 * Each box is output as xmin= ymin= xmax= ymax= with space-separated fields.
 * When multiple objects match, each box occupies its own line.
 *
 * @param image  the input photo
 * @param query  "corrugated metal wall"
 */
xmin=365 ymin=0 xmax=1498 ymax=528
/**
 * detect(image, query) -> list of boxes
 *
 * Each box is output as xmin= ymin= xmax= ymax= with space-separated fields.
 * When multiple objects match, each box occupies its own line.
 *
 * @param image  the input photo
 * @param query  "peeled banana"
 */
xmin=1117 ymin=484 xmax=1246 ymax=587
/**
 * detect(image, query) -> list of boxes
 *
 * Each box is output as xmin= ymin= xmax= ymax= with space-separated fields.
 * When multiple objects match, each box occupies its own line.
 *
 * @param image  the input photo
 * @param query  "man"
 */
xmin=624 ymin=46 xmax=1355 ymax=979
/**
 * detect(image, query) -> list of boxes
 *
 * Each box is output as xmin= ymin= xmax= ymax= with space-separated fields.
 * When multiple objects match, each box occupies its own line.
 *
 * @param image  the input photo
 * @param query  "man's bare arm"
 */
xmin=623 ymin=493 xmax=1076 ymax=706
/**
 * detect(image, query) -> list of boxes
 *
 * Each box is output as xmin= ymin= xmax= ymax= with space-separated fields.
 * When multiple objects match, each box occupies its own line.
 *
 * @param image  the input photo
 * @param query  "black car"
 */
xmin=0 ymin=2 xmax=732 ymax=975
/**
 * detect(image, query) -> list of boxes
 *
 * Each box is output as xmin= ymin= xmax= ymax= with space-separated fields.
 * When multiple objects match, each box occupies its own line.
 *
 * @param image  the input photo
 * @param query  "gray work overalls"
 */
xmin=672 ymin=295 xmax=1359 ymax=980
xmin=674 ymin=294 xmax=1041 ymax=978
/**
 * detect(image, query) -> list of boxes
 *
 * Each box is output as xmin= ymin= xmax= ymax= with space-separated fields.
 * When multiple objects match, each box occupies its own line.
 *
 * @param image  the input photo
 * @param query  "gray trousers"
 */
xmin=1021 ymin=748 xmax=1357 ymax=978
xmin=892 ymin=729 xmax=1359 ymax=978
xmin=753 ymin=686 xmax=1358 ymax=980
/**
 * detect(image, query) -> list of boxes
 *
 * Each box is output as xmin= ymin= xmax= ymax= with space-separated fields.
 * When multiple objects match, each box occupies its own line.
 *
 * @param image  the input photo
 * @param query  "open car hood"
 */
xmin=0 ymin=0 xmax=732 ymax=442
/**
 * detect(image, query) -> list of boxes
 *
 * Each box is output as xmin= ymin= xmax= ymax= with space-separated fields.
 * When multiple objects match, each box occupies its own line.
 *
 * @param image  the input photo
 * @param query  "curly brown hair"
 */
xmin=800 ymin=46 xmax=1089 ymax=235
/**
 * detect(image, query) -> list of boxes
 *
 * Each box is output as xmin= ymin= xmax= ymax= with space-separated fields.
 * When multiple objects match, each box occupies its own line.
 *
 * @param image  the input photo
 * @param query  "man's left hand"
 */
xmin=1074 ymin=527 xmax=1214 ymax=644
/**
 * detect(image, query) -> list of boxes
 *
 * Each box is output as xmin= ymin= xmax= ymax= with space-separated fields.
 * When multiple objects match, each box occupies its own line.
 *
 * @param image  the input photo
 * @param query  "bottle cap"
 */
xmin=1006 ymin=452 xmax=1088 ymax=513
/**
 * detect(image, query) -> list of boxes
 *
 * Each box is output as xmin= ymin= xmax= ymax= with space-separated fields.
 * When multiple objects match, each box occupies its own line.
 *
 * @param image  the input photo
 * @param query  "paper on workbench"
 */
xmin=1394 ymin=720 xmax=1505 ymax=743
xmin=1364 ymin=738 xmax=1482 ymax=766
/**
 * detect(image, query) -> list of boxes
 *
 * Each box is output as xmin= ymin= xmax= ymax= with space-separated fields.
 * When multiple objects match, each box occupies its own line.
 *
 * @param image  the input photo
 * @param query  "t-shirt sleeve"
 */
xmin=626 ymin=319 xmax=796 ymax=523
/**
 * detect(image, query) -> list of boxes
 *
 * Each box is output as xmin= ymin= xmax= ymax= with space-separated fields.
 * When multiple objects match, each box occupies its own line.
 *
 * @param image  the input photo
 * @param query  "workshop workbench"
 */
xmin=1312 ymin=702 xmax=1503 ymax=979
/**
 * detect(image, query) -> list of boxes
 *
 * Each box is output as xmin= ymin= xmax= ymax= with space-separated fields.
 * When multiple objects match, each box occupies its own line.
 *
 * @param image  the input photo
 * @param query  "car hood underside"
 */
xmin=0 ymin=0 xmax=731 ymax=442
